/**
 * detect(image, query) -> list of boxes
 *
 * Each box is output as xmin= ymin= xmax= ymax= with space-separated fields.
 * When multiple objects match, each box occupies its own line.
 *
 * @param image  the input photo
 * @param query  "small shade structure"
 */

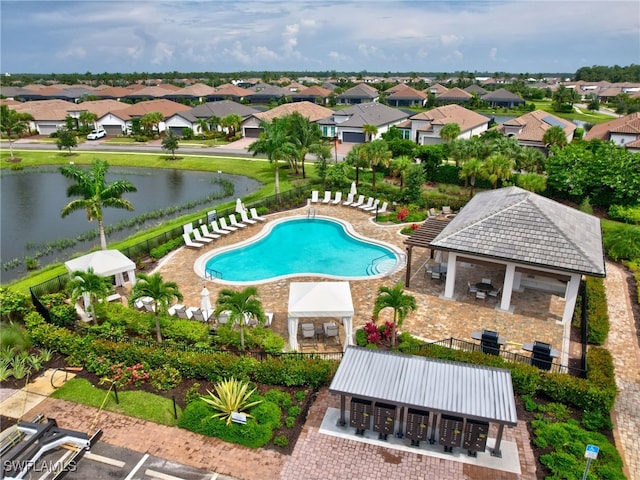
xmin=235 ymin=198 xmax=245 ymax=213
xmin=350 ymin=182 xmax=357 ymax=196
xmin=64 ymin=250 xmax=136 ymax=287
xmin=200 ymin=285 xmax=212 ymax=319
xmin=287 ymin=282 xmax=354 ymax=351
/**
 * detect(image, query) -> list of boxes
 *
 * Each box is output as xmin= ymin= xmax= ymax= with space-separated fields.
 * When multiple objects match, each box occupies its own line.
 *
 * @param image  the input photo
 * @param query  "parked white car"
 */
xmin=87 ymin=128 xmax=107 ymax=140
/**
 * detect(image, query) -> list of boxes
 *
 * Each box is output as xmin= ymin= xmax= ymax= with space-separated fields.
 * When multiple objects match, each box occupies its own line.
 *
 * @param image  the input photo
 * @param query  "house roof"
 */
xmin=211 ymin=85 xmax=254 ymax=98
xmin=12 ymin=99 xmax=76 ymax=121
xmin=385 ymin=84 xmax=427 ymax=100
xmin=481 ymin=88 xmax=524 ymax=103
xmin=585 ymin=112 xmax=640 ymax=141
xmin=291 ymin=85 xmax=331 ymax=98
xmin=329 ymin=347 xmax=518 ymax=426
xmin=338 ymin=83 xmax=379 ymax=99
xmin=173 ymin=83 xmax=217 ymax=97
xmin=124 ymin=85 xmax=175 ymax=98
xmin=253 ymin=101 xmax=333 ymax=122
xmin=496 ymin=110 xmax=576 ymax=142
xmin=334 ymin=102 xmax=409 ymax=127
xmin=437 ymin=87 xmax=472 ymax=101
xmin=464 ymin=85 xmax=488 ymax=95
xmin=94 ymin=86 xmax=137 ymax=98
xmin=247 ymin=85 xmax=290 ymax=98
xmin=67 ymin=99 xmax=131 ymax=118
xmin=118 ymin=99 xmax=191 ymax=118
xmin=430 ymin=186 xmax=605 ymax=277
xmin=429 ymin=83 xmax=449 ymax=95
xmin=410 ymin=104 xmax=489 ymax=131
xmin=185 ymin=100 xmax=260 ymax=120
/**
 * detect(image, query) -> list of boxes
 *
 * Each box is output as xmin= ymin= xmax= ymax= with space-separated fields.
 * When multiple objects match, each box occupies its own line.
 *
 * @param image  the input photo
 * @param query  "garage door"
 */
xmin=169 ymin=126 xmax=186 ymax=136
xmin=243 ymin=127 xmax=261 ymax=138
xmin=342 ymin=132 xmax=366 ymax=143
xmin=102 ymin=125 xmax=122 ymax=135
xmin=38 ymin=124 xmax=59 ymax=135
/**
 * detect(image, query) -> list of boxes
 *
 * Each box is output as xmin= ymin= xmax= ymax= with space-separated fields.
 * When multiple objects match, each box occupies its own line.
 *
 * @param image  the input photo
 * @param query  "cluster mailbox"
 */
xmin=372 ymin=402 xmax=396 ymax=440
xmin=462 ymin=420 xmax=489 ymax=456
xmin=439 ymin=415 xmax=464 ymax=453
xmin=405 ymin=408 xmax=430 ymax=446
xmin=350 ymin=397 xmax=372 ymax=435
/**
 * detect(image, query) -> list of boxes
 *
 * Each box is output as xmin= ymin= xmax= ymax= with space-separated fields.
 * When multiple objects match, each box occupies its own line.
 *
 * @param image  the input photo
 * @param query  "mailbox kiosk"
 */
xmin=350 ymin=397 xmax=372 ymax=435
xmin=439 ymin=414 xmax=464 ymax=453
xmin=372 ymin=402 xmax=396 ymax=440
xmin=462 ymin=420 xmax=490 ymax=456
xmin=405 ymin=408 xmax=430 ymax=446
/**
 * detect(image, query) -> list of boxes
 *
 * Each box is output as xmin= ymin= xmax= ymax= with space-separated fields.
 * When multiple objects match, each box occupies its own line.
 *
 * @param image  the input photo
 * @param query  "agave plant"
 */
xmin=27 ymin=354 xmax=43 ymax=371
xmin=10 ymin=357 xmax=30 ymax=380
xmin=0 ymin=359 xmax=13 ymax=382
xmin=200 ymin=378 xmax=262 ymax=425
xmin=38 ymin=349 xmax=54 ymax=363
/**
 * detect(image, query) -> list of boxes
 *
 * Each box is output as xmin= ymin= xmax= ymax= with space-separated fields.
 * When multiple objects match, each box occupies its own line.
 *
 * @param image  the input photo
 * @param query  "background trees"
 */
xmin=362 ymin=139 xmax=392 ymax=191
xmin=0 ymin=105 xmax=33 ymax=161
xmin=56 ymin=127 xmax=78 ymax=154
xmin=439 ymin=122 xmax=461 ymax=143
xmin=59 ymin=159 xmax=137 ymax=249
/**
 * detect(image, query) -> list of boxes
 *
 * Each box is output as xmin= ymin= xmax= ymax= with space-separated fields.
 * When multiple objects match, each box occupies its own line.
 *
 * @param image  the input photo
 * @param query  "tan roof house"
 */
xmin=242 ymin=101 xmax=334 ymax=138
xmin=385 ymin=84 xmax=427 ymax=107
xmin=408 ymin=104 xmax=490 ymax=145
xmin=495 ymin=110 xmax=576 ymax=149
xmin=13 ymin=99 xmax=76 ymax=135
xmin=585 ymin=112 xmax=640 ymax=152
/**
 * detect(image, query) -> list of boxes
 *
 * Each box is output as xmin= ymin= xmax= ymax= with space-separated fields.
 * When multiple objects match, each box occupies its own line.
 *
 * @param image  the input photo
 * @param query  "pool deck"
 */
xmin=153 ymin=203 xmax=570 ymax=360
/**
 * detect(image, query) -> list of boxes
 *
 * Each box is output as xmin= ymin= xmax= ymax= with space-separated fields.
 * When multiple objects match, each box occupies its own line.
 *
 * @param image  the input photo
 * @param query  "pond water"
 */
xmin=0 ymin=166 xmax=261 ymax=282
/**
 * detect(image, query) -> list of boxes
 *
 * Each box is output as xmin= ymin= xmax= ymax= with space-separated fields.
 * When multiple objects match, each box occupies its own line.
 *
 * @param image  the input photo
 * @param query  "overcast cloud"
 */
xmin=1 ymin=0 xmax=638 ymax=74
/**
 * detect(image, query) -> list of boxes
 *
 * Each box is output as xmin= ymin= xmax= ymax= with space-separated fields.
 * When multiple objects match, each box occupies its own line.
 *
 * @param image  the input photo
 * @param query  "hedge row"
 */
xmin=585 ymin=277 xmax=610 ymax=345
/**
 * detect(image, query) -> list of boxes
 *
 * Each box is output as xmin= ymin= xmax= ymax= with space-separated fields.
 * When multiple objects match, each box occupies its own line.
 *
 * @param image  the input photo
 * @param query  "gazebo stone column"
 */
xmin=288 ymin=317 xmax=299 ymax=351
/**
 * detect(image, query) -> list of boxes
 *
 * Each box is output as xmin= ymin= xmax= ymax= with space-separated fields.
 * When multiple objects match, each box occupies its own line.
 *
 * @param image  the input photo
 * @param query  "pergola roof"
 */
xmin=404 ymin=217 xmax=451 ymax=249
xmin=429 ymin=187 xmax=605 ymax=276
xmin=330 ymin=347 xmax=518 ymax=426
xmin=288 ymin=281 xmax=354 ymax=318
xmin=64 ymin=250 xmax=135 ymax=278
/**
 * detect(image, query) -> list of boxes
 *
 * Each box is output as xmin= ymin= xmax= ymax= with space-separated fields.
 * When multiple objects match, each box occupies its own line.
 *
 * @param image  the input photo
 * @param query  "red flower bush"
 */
xmin=396 ymin=207 xmax=409 ymax=222
xmin=411 ymin=223 xmax=419 ymax=230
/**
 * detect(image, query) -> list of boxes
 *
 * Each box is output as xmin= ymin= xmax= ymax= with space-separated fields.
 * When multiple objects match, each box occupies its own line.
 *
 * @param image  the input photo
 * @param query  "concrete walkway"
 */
xmin=604 ymin=261 xmax=640 ymax=480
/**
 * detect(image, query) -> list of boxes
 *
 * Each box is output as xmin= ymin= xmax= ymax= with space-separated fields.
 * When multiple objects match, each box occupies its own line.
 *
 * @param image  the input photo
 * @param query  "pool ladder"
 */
xmin=307 ymin=207 xmax=316 ymax=219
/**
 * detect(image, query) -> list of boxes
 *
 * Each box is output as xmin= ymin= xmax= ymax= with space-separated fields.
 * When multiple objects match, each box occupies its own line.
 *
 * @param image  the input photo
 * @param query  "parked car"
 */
xmin=87 ymin=128 xmax=107 ymax=140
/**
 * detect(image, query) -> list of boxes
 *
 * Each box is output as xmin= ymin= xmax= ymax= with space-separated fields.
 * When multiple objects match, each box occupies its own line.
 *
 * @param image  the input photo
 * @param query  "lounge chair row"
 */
xmin=182 ymin=208 xmax=266 ymax=249
xmin=309 ymin=191 xmax=388 ymax=215
xmin=168 ymin=305 xmax=274 ymax=327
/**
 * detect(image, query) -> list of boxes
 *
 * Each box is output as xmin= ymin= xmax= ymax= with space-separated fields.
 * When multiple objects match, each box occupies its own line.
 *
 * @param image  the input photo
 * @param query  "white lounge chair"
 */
xmin=377 ymin=202 xmax=388 ymax=214
xmin=200 ymin=224 xmax=220 ymax=240
xmin=264 ymin=312 xmax=274 ymax=327
xmin=321 ymin=191 xmax=332 ymax=203
xmin=210 ymin=220 xmax=230 ymax=235
xmin=175 ymin=306 xmax=193 ymax=320
xmin=442 ymin=206 xmax=452 ymax=215
xmin=342 ymin=192 xmax=354 ymax=206
xmin=219 ymin=217 xmax=237 ymax=232
xmin=310 ymin=190 xmax=319 ymax=203
xmin=250 ymin=208 xmax=266 ymax=222
xmin=229 ymin=214 xmax=247 ymax=229
xmin=362 ymin=199 xmax=379 ymax=211
xmin=240 ymin=209 xmax=257 ymax=224
xmin=351 ymin=195 xmax=365 ymax=208
xmin=191 ymin=308 xmax=212 ymax=322
xmin=192 ymin=228 xmax=213 ymax=243
xmin=331 ymin=192 xmax=342 ymax=205
xmin=359 ymin=197 xmax=374 ymax=210
xmin=168 ymin=304 xmax=185 ymax=316
xmin=182 ymin=233 xmax=204 ymax=248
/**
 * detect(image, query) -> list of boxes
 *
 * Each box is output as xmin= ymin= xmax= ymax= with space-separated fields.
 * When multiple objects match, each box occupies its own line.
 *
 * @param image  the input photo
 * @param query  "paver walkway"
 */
xmin=604 ymin=261 xmax=640 ymax=480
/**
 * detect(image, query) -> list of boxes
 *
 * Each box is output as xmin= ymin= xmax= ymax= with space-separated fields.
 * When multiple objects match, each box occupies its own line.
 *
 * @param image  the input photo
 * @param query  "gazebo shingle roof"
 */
xmin=430 ymin=187 xmax=605 ymax=276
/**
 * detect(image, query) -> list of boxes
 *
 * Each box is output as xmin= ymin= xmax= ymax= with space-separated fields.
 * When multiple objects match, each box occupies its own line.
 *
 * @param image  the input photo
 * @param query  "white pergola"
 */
xmin=287 ymin=282 xmax=354 ymax=352
xmin=64 ymin=250 xmax=137 ymax=287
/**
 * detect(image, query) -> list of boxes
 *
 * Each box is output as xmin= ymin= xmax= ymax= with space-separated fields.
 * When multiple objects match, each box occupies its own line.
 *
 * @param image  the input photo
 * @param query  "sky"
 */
xmin=1 ymin=0 xmax=639 ymax=76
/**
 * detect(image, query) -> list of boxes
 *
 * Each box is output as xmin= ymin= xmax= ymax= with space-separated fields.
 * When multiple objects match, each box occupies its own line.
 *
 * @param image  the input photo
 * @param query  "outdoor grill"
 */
xmin=480 ymin=329 xmax=501 ymax=356
xmin=531 ymin=341 xmax=553 ymax=370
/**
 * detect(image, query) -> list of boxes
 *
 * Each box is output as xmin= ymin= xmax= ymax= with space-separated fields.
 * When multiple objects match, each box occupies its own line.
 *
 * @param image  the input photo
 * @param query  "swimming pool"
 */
xmin=194 ymin=216 xmax=404 ymax=284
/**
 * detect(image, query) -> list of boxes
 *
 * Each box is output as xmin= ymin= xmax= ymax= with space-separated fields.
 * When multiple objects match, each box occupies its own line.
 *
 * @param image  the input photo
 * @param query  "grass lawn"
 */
xmin=101 ymin=137 xmax=143 ymax=145
xmin=51 ymin=378 xmax=181 ymax=426
xmin=179 ymin=139 xmax=230 ymax=148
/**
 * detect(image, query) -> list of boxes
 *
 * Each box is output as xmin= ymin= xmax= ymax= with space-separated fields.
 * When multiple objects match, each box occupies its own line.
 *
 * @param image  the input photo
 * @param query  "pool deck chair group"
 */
xmin=309 ymin=190 xmax=388 ymax=215
xmin=182 ymin=207 xmax=267 ymax=249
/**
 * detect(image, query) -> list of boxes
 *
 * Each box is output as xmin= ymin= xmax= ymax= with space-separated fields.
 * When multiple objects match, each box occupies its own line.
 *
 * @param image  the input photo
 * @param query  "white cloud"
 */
xmin=254 ymin=46 xmax=280 ymax=61
xmin=151 ymin=42 xmax=174 ymax=65
xmin=56 ymin=46 xmax=86 ymax=60
xmin=440 ymin=34 xmax=463 ymax=47
xmin=222 ymin=41 xmax=252 ymax=65
xmin=489 ymin=47 xmax=498 ymax=61
xmin=329 ymin=51 xmax=349 ymax=62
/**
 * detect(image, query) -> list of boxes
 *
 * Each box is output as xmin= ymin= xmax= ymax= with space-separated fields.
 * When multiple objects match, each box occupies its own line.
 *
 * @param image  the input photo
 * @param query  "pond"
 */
xmin=0 ymin=166 xmax=261 ymax=283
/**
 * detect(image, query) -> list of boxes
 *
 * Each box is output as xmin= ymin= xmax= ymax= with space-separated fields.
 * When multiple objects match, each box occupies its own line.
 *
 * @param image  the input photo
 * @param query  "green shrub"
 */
xmin=285 ymin=416 xmax=295 ymax=428
xmin=608 ymin=204 xmax=640 ymax=224
xmin=602 ymin=222 xmax=640 ymax=261
xmin=150 ymin=237 xmax=184 ymax=260
xmin=0 ymin=287 xmax=30 ymax=323
xmin=185 ymin=382 xmax=202 ymax=405
xmin=355 ymin=328 xmax=367 ymax=347
xmin=273 ymin=435 xmax=289 ymax=447
xmin=288 ymin=405 xmax=302 ymax=417
xmin=522 ymin=394 xmax=538 ymax=412
xmin=295 ymin=390 xmax=307 ymax=403
xmin=0 ymin=322 xmax=31 ymax=352
xmin=161 ymin=318 xmax=209 ymax=344
xmin=264 ymin=389 xmax=293 ymax=409
xmin=150 ymin=365 xmax=182 ymax=391
xmin=585 ymin=278 xmax=609 ymax=345
xmin=40 ymin=293 xmax=76 ymax=327
xmin=581 ymin=409 xmax=612 ymax=431
xmin=252 ymin=401 xmax=282 ymax=429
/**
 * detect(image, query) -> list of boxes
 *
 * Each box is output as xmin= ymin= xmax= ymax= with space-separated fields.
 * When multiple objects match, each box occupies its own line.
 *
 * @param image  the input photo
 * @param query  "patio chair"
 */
xmin=229 ymin=214 xmax=247 ymax=228
xmin=310 ymin=191 xmax=320 ymax=203
xmin=467 ymin=281 xmax=478 ymax=295
xmin=200 ymin=224 xmax=220 ymax=240
xmin=191 ymin=308 xmax=211 ymax=323
xmin=219 ymin=217 xmax=237 ymax=232
xmin=442 ymin=206 xmax=452 ymax=215
xmin=488 ymin=287 xmax=502 ymax=300
xmin=168 ymin=304 xmax=185 ymax=316
xmin=342 ymin=192 xmax=355 ymax=206
xmin=431 ymin=271 xmax=441 ymax=281
xmin=324 ymin=322 xmax=341 ymax=347
xmin=192 ymin=228 xmax=213 ymax=243
xmin=240 ymin=209 xmax=257 ymax=224
xmin=182 ymin=233 xmax=204 ymax=249
xmin=351 ymin=195 xmax=365 ymax=208
xmin=362 ymin=199 xmax=379 ymax=212
xmin=475 ymin=291 xmax=487 ymax=301
xmin=176 ymin=306 xmax=193 ymax=320
xmin=321 ymin=191 xmax=332 ymax=203
xmin=216 ymin=310 xmax=231 ymax=325
xmin=300 ymin=323 xmax=317 ymax=349
xmin=359 ymin=197 xmax=374 ymax=210
xmin=428 ymin=208 xmax=439 ymax=218
xmin=210 ymin=220 xmax=230 ymax=235
xmin=481 ymin=278 xmax=492 ymax=285
xmin=250 ymin=208 xmax=266 ymax=222
xmin=377 ymin=202 xmax=388 ymax=214
xmin=331 ymin=192 xmax=342 ymax=205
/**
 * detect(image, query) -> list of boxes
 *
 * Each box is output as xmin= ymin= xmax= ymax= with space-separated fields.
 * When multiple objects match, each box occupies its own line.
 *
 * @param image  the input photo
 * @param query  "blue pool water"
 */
xmin=201 ymin=217 xmax=399 ymax=282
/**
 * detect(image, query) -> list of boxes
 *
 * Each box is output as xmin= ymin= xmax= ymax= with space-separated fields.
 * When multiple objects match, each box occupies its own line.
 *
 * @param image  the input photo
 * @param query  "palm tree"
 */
xmin=195 ymin=118 xmax=210 ymax=134
xmin=0 ymin=105 xmax=34 ymax=161
xmin=284 ymin=112 xmax=323 ymax=178
xmin=140 ymin=111 xmax=163 ymax=136
xmin=344 ymin=144 xmax=369 ymax=186
xmin=363 ymin=139 xmax=392 ymax=191
xmin=516 ymin=147 xmax=546 ymax=173
xmin=247 ymin=118 xmax=296 ymax=203
xmin=60 ymin=159 xmax=137 ymax=250
xmin=78 ymin=111 xmax=98 ymax=131
xmin=207 ymin=115 xmax=220 ymax=132
xmin=390 ymin=155 xmax=413 ymax=190
xmin=542 ymin=126 xmax=568 ymax=150
xmin=459 ymin=158 xmax=485 ymax=197
xmin=214 ymin=287 xmax=265 ymax=351
xmin=362 ymin=123 xmax=378 ymax=142
xmin=440 ymin=122 xmax=461 ymax=143
xmin=221 ymin=114 xmax=242 ymax=139
xmin=67 ymin=267 xmax=110 ymax=323
xmin=129 ymin=272 xmax=183 ymax=343
xmin=483 ymin=153 xmax=514 ymax=189
xmin=372 ymin=282 xmax=417 ymax=348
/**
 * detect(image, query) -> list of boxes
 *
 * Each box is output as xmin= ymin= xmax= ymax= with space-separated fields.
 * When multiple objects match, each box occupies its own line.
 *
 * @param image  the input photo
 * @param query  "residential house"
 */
xmin=161 ymin=83 xmax=217 ymax=104
xmin=247 ymin=85 xmax=290 ymax=105
xmin=206 ymin=84 xmax=254 ymax=103
xmin=427 ymin=83 xmax=449 ymax=96
xmin=407 ymin=104 xmax=490 ymax=145
xmin=165 ymin=100 xmax=260 ymax=136
xmin=464 ymin=85 xmax=488 ymax=96
xmin=96 ymin=99 xmax=191 ymax=134
xmin=67 ymin=100 xmax=131 ymax=134
xmin=384 ymin=84 xmax=427 ymax=107
xmin=290 ymin=85 xmax=332 ymax=104
xmin=585 ymin=112 xmax=640 ymax=152
xmin=337 ymin=83 xmax=379 ymax=105
xmin=319 ymin=102 xmax=409 ymax=143
xmin=241 ymin=101 xmax=333 ymax=138
xmin=436 ymin=87 xmax=472 ymax=105
xmin=481 ymin=88 xmax=525 ymax=108
xmin=495 ymin=110 xmax=576 ymax=150
xmin=123 ymin=85 xmax=177 ymax=102
xmin=93 ymin=86 xmax=138 ymax=101
xmin=12 ymin=99 xmax=76 ymax=134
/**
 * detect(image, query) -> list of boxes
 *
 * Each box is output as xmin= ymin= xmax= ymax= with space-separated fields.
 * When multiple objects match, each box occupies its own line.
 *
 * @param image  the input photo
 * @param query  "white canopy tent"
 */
xmin=287 ymin=282 xmax=354 ymax=352
xmin=64 ymin=250 xmax=137 ymax=287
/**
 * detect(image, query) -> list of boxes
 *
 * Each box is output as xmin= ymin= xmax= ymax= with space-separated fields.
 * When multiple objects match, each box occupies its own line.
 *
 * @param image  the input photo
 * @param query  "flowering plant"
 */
xmin=396 ymin=207 xmax=409 ymax=222
xmin=108 ymin=362 xmax=150 ymax=387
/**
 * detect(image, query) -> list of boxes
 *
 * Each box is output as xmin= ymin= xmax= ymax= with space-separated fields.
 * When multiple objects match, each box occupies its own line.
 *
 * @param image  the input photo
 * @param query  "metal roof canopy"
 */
xmin=329 ymin=346 xmax=518 ymax=427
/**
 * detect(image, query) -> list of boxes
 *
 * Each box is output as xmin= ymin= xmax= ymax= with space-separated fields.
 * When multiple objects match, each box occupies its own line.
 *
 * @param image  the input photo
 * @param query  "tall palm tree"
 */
xmin=60 ymin=159 xmax=137 ymax=250
xmin=440 ymin=122 xmax=461 ymax=143
xmin=221 ymin=113 xmax=242 ymax=138
xmin=390 ymin=155 xmax=413 ymax=190
xmin=542 ymin=125 xmax=568 ymax=150
xmin=0 ymin=105 xmax=34 ymax=161
xmin=247 ymin=119 xmax=296 ymax=203
xmin=459 ymin=158 xmax=485 ymax=197
xmin=362 ymin=123 xmax=378 ymax=142
xmin=129 ymin=272 xmax=183 ymax=343
xmin=284 ymin=112 xmax=323 ymax=178
xmin=78 ymin=111 xmax=98 ymax=131
xmin=207 ymin=115 xmax=220 ymax=132
xmin=67 ymin=267 xmax=110 ymax=323
xmin=483 ymin=153 xmax=514 ymax=189
xmin=372 ymin=282 xmax=417 ymax=348
xmin=214 ymin=287 xmax=265 ymax=351
xmin=516 ymin=147 xmax=546 ymax=173
xmin=140 ymin=111 xmax=163 ymax=136
xmin=344 ymin=144 xmax=369 ymax=186
xmin=363 ymin=139 xmax=392 ymax=191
